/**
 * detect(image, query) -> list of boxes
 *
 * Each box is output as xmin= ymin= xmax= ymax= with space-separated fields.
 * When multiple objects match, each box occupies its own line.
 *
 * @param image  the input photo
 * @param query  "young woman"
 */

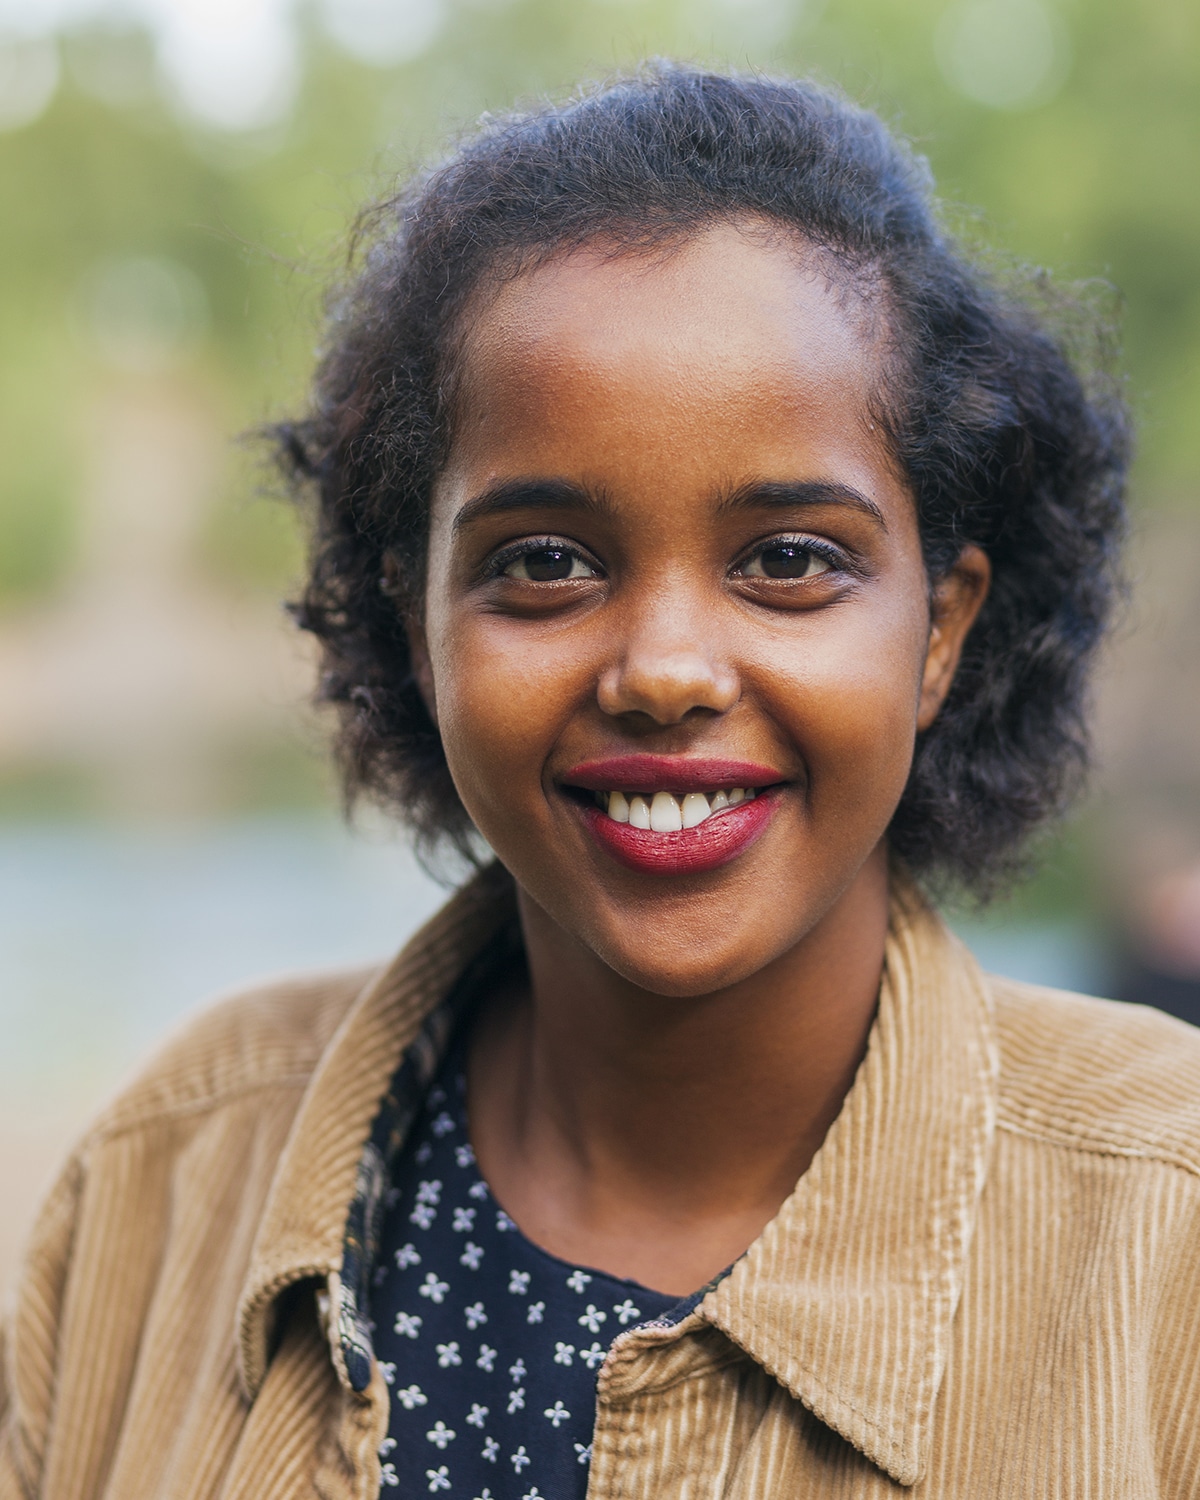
xmin=5 ymin=68 xmax=1200 ymax=1500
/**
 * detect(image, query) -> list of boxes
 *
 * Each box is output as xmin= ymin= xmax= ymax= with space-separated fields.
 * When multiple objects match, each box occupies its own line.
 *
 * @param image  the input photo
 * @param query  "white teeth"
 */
xmin=599 ymin=786 xmax=762 ymax=828
xmin=650 ymin=791 xmax=683 ymax=833
xmin=681 ymin=792 xmax=711 ymax=828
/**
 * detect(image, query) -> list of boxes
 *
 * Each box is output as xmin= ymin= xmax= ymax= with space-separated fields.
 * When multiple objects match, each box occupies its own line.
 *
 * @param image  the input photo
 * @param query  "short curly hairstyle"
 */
xmin=275 ymin=65 xmax=1129 ymax=895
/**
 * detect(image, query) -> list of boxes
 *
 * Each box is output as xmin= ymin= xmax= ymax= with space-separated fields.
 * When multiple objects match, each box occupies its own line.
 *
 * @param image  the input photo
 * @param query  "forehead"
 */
xmin=444 ymin=221 xmax=892 ymax=496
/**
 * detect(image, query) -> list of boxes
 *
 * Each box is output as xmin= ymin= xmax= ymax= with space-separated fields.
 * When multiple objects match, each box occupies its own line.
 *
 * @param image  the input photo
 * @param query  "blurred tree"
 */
xmin=0 ymin=0 xmax=1195 ymax=603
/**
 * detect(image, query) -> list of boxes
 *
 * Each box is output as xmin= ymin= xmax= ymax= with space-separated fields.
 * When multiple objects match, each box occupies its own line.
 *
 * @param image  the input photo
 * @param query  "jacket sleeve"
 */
xmin=0 ymin=1322 xmax=12 ymax=1500
xmin=0 ymin=1156 xmax=84 ymax=1500
xmin=1154 ymin=1177 xmax=1200 ymax=1500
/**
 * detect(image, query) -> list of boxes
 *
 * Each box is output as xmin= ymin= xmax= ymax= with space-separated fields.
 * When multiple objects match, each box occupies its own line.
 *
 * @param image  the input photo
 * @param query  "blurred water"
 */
xmin=0 ymin=816 xmax=450 ymax=1101
xmin=950 ymin=919 xmax=1109 ymax=998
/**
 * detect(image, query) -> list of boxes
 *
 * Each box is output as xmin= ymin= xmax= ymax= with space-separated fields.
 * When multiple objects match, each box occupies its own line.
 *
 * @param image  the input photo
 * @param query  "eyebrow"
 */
xmin=716 ymin=479 xmax=888 ymax=530
xmin=452 ymin=478 xmax=605 ymax=532
xmin=451 ymin=475 xmax=887 ymax=531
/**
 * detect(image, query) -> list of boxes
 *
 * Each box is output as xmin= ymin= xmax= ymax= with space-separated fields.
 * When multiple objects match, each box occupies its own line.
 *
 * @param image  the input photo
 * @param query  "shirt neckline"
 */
xmin=239 ymin=865 xmax=999 ymax=1491
xmin=452 ymin=1023 xmax=719 ymax=1301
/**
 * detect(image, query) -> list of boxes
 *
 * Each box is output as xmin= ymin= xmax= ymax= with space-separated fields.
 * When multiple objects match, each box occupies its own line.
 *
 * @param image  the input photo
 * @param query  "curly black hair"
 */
xmin=275 ymin=65 xmax=1130 ymax=895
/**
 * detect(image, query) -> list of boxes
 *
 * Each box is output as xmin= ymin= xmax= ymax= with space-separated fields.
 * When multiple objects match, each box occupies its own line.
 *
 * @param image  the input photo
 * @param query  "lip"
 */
xmin=562 ymin=755 xmax=782 ymax=795
xmin=577 ymin=788 xmax=780 ymax=877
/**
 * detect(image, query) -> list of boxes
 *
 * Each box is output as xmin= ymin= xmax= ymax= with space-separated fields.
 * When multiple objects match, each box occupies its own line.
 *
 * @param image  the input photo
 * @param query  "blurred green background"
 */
xmin=3 ymin=0 xmax=1199 ymax=812
xmin=2 ymin=0 xmax=1199 ymax=1284
xmin=2 ymin=0 xmax=1198 ymax=820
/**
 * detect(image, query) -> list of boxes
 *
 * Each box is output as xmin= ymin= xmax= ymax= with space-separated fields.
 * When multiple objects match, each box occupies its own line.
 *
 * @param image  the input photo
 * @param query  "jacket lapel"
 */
xmin=235 ymin=862 xmax=516 ymax=1399
xmin=699 ymin=884 xmax=999 ymax=1486
xmin=236 ymin=866 xmax=997 ymax=1489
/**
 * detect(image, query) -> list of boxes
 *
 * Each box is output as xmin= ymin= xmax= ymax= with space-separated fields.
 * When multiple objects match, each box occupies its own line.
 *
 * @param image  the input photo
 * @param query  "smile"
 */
xmin=562 ymin=757 xmax=783 ymax=877
xmin=594 ymin=786 xmax=758 ymax=830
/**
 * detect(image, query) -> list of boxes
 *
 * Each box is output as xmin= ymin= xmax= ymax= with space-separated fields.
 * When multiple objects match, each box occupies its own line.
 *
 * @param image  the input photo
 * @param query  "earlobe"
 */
xmin=916 ymin=544 xmax=991 ymax=732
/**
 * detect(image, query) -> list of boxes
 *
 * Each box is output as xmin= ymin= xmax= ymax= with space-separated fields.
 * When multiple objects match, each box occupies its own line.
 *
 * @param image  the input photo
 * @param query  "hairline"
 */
xmin=423 ymin=212 xmax=911 ymax=584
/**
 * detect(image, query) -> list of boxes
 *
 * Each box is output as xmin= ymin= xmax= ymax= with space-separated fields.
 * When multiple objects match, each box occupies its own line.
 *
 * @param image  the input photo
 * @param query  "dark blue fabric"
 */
xmin=371 ymin=1033 xmax=685 ymax=1498
xmin=338 ymin=907 xmax=522 ymax=1393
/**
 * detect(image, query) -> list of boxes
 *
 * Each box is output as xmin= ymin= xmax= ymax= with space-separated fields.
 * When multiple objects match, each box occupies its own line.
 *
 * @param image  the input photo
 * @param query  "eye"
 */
xmin=738 ymin=541 xmax=833 ymax=580
xmin=502 ymin=545 xmax=598 ymax=582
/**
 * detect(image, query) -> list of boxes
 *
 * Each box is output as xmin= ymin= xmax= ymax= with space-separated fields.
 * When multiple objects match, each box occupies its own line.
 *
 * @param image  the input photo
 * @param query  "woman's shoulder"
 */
xmin=990 ymin=975 xmax=1200 ymax=1175
xmin=85 ymin=960 xmax=386 ymax=1145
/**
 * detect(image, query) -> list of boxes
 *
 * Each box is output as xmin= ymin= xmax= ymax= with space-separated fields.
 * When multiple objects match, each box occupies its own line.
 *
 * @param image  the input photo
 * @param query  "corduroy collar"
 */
xmin=236 ymin=867 xmax=998 ymax=1489
xmin=698 ymin=881 xmax=999 ymax=1484
xmin=236 ymin=861 xmax=517 ymax=1398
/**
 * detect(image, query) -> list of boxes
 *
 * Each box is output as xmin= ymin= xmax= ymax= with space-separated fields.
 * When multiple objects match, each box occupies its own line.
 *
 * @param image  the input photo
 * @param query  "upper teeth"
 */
xmin=597 ymin=787 xmax=757 ymax=830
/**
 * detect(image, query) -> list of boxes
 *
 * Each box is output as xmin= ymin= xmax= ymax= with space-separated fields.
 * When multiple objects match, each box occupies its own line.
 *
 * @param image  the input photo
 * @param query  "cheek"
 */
xmin=757 ymin=606 xmax=927 ymax=812
xmin=428 ymin=615 xmax=582 ymax=821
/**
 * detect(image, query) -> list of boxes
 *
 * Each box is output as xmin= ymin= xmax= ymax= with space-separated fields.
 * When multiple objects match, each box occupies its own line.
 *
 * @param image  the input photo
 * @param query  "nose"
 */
xmin=596 ymin=594 xmax=740 ymax=727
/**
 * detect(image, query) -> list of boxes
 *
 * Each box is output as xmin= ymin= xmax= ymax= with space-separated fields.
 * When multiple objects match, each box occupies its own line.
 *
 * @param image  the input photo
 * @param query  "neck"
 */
xmin=467 ymin=845 xmax=890 ymax=1295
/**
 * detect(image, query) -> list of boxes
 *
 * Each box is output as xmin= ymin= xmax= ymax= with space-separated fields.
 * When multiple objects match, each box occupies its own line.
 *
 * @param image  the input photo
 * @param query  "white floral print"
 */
xmin=578 ymin=1304 xmax=607 ymax=1334
xmin=409 ymin=1202 xmax=436 ymax=1230
xmin=373 ymin=1047 xmax=681 ymax=1498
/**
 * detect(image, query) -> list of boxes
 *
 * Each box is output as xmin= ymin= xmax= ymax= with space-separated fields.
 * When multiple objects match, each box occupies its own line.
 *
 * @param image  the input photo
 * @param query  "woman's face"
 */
xmin=418 ymin=223 xmax=985 ymax=997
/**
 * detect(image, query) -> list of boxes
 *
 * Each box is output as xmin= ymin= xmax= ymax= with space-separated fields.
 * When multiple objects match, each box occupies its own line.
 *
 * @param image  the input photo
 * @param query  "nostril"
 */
xmin=596 ymin=653 xmax=739 ymax=724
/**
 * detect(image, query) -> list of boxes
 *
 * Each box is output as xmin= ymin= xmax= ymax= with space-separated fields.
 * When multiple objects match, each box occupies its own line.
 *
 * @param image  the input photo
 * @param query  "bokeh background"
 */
xmin=2 ymin=0 xmax=1198 ymax=1290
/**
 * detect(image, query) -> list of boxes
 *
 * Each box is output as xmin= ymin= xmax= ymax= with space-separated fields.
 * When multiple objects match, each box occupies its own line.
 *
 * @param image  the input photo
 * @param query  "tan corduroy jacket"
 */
xmin=4 ymin=865 xmax=1200 ymax=1499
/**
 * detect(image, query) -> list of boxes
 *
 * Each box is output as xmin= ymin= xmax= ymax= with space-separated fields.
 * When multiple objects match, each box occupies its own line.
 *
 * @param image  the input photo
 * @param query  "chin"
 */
xmin=591 ymin=930 xmax=778 ymax=1000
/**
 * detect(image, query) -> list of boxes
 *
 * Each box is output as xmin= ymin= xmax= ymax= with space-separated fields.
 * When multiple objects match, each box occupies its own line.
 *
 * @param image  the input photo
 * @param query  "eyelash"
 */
xmin=485 ymin=533 xmax=851 ymax=582
xmin=485 ymin=537 xmax=602 ymax=581
xmin=732 ymin=534 xmax=846 ymax=579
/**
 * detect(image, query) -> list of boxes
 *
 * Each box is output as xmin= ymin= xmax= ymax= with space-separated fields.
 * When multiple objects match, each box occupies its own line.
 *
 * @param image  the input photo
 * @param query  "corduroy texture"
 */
xmin=4 ymin=868 xmax=1200 ymax=1498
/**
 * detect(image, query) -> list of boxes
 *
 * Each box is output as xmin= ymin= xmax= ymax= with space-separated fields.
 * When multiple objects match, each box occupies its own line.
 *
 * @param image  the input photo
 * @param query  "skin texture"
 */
xmin=412 ymin=222 xmax=989 ymax=1294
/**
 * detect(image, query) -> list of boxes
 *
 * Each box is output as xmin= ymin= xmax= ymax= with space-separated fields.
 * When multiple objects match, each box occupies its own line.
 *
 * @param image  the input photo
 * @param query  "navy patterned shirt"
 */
xmin=371 ymin=1032 xmax=691 ymax=1498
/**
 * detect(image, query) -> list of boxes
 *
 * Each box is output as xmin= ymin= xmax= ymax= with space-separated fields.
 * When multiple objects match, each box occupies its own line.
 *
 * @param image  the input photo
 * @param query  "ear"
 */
xmin=916 ymin=544 xmax=991 ymax=732
xmin=406 ymin=611 xmax=438 ymax=726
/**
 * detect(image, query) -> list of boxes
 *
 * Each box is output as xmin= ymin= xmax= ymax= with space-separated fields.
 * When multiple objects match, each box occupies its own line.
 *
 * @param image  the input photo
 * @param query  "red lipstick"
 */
xmin=563 ymin=756 xmax=784 ymax=877
xmin=581 ymin=794 xmax=776 ymax=876
xmin=564 ymin=755 xmax=780 ymax=794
